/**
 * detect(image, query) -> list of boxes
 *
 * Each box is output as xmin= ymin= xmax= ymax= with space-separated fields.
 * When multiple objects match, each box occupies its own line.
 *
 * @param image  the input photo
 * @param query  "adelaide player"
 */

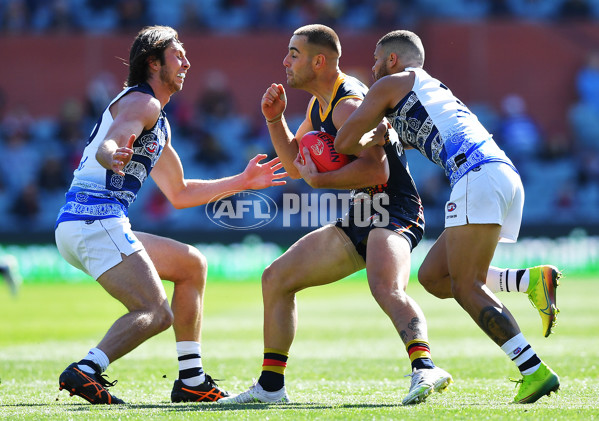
xmin=54 ymin=25 xmax=286 ymax=405
xmin=220 ymin=24 xmax=453 ymax=405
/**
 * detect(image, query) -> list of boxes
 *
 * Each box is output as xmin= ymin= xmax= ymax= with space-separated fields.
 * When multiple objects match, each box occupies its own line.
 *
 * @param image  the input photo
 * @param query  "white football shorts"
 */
xmin=55 ymin=217 xmax=144 ymax=280
xmin=444 ymin=162 xmax=524 ymax=242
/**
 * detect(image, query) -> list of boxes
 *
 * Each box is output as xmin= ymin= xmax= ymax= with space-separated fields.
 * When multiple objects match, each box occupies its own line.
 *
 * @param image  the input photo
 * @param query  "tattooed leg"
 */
xmin=478 ymin=306 xmax=520 ymax=346
xmin=365 ymin=230 xmax=429 ymax=345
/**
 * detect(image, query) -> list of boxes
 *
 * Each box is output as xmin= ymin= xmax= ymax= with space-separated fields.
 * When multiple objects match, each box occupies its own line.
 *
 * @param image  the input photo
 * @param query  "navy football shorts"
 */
xmin=335 ymin=196 xmax=424 ymax=259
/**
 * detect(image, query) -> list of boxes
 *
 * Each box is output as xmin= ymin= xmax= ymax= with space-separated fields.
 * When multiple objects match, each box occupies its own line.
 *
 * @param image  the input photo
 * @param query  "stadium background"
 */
xmin=1 ymin=0 xmax=598 ymax=283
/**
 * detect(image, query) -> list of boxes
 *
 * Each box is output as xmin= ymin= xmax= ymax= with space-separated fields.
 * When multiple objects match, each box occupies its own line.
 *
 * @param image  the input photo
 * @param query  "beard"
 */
xmin=373 ymin=68 xmax=387 ymax=82
xmin=287 ymin=68 xmax=316 ymax=89
xmin=159 ymin=67 xmax=182 ymax=93
xmin=373 ymin=63 xmax=391 ymax=81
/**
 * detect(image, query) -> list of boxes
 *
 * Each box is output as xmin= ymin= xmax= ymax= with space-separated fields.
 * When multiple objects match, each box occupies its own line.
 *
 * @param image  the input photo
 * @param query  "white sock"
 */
xmin=176 ymin=341 xmax=205 ymax=387
xmin=78 ymin=347 xmax=110 ymax=374
xmin=486 ymin=267 xmax=530 ymax=293
xmin=500 ymin=333 xmax=541 ymax=375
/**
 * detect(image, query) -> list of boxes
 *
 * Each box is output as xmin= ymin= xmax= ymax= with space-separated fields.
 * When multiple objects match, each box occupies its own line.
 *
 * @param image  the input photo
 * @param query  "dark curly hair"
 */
xmin=126 ymin=25 xmax=181 ymax=87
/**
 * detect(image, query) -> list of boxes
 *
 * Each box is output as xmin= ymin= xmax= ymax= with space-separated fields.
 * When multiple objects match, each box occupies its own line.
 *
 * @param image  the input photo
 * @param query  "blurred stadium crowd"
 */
xmin=1 ymin=0 xmax=599 ymax=34
xmin=1 ymin=0 xmax=599 ymax=238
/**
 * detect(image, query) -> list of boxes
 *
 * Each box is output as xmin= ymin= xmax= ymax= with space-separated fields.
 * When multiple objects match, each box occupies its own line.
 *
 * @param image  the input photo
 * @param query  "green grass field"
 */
xmin=1 ymin=275 xmax=598 ymax=420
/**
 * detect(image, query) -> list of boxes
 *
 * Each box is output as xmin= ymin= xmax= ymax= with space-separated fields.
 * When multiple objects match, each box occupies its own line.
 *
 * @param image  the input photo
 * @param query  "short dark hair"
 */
xmin=377 ymin=30 xmax=425 ymax=67
xmin=294 ymin=24 xmax=341 ymax=57
xmin=126 ymin=25 xmax=181 ymax=87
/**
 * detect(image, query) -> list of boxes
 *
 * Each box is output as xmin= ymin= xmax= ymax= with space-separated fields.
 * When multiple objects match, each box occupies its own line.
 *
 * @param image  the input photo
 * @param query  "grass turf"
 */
xmin=1 ymin=276 xmax=598 ymax=420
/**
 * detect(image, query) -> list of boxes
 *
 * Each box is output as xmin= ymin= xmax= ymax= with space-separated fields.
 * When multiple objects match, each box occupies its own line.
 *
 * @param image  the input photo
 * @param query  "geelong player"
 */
xmin=220 ymin=24 xmax=453 ymax=406
xmin=335 ymin=30 xmax=560 ymax=403
xmin=54 ymin=25 xmax=286 ymax=404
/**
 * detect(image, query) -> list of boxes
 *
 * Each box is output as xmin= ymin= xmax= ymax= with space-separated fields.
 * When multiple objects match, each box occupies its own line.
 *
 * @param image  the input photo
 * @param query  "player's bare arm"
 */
xmin=262 ymin=83 xmax=287 ymax=122
xmin=96 ymin=92 xmax=162 ymax=175
xmin=260 ymin=83 xmax=304 ymax=179
xmin=294 ymin=97 xmax=388 ymax=189
xmin=295 ymin=144 xmax=388 ymax=189
xmin=336 ymin=74 xmax=412 ymax=154
xmin=273 ymin=117 xmax=314 ymax=180
xmin=152 ymin=140 xmax=287 ymax=209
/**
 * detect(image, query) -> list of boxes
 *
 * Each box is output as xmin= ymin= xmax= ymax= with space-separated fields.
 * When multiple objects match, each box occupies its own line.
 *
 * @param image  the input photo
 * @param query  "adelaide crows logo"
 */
xmin=310 ymin=139 xmax=325 ymax=156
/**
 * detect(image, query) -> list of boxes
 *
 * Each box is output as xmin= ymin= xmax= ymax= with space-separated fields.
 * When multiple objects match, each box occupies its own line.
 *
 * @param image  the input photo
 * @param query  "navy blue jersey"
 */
xmin=309 ymin=73 xmax=368 ymax=135
xmin=308 ymin=74 xmax=422 ymax=214
xmin=311 ymin=75 xmax=425 ymax=255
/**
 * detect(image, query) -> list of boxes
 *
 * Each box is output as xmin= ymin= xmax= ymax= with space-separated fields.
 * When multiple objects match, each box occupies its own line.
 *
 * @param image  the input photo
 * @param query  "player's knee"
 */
xmin=449 ymin=280 xmax=470 ymax=302
xmin=191 ymin=247 xmax=208 ymax=279
xmin=370 ymin=285 xmax=396 ymax=308
xmin=261 ymin=264 xmax=279 ymax=292
xmin=262 ymin=262 xmax=298 ymax=295
xmin=369 ymin=277 xmax=406 ymax=303
xmin=418 ymin=267 xmax=452 ymax=299
xmin=152 ymin=302 xmax=174 ymax=333
xmin=419 ymin=277 xmax=437 ymax=296
xmin=418 ymin=266 xmax=435 ymax=292
xmin=178 ymin=246 xmax=207 ymax=288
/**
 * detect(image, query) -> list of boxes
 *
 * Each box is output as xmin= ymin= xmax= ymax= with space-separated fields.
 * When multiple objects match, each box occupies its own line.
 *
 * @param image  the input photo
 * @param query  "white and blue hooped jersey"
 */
xmin=56 ymin=83 xmax=168 ymax=226
xmin=386 ymin=67 xmax=516 ymax=187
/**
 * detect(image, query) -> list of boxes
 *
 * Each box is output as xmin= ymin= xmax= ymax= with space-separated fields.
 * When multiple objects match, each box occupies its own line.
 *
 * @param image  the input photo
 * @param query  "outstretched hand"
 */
xmin=111 ymin=134 xmax=136 ymax=176
xmin=243 ymin=154 xmax=287 ymax=190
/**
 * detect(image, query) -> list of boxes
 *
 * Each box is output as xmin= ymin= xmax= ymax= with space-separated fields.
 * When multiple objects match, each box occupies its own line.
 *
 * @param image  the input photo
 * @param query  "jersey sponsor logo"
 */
xmin=455 ymin=153 xmax=467 ymax=168
xmin=447 ymin=202 xmax=457 ymax=212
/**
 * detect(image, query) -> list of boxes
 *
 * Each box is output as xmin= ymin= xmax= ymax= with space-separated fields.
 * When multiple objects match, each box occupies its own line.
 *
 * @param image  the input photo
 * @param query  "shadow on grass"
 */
xmin=149 ymin=402 xmax=403 ymax=412
xmin=2 ymin=402 xmax=402 ymax=412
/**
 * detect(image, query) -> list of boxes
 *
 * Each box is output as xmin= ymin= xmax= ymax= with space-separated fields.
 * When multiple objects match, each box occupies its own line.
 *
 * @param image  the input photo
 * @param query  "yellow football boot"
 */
xmin=526 ymin=265 xmax=561 ymax=337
